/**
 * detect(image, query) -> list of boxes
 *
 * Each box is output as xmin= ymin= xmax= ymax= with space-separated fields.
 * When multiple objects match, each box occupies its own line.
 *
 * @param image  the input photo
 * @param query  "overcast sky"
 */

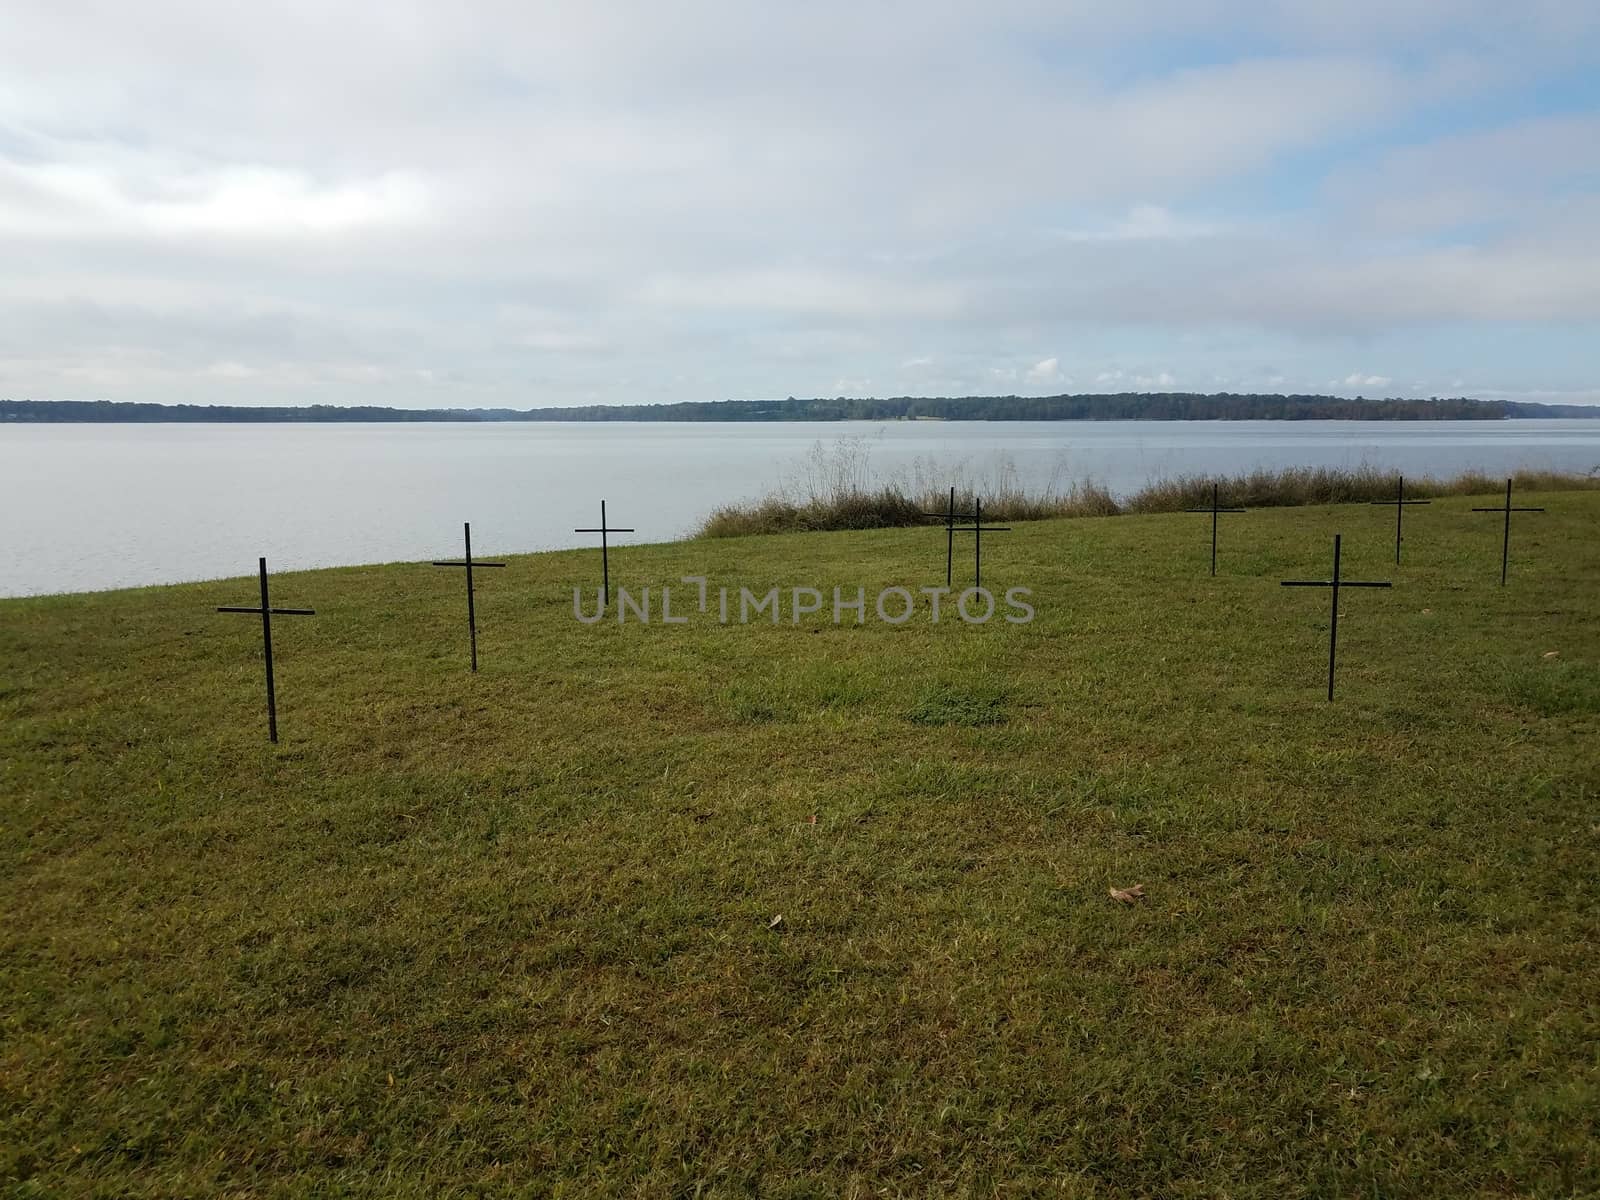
xmin=4 ymin=1 xmax=1599 ymax=408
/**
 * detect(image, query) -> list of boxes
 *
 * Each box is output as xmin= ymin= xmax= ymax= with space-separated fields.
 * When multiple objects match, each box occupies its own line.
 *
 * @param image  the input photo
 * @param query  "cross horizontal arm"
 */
xmin=573 ymin=527 xmax=635 ymax=534
xmin=1279 ymin=581 xmax=1390 ymax=588
xmin=922 ymin=511 xmax=976 ymax=520
xmin=1471 ymin=507 xmax=1545 ymax=512
xmin=431 ymin=560 xmax=507 ymax=567
xmin=1184 ymin=506 xmax=1246 ymax=513
xmin=217 ymin=605 xmax=316 ymax=614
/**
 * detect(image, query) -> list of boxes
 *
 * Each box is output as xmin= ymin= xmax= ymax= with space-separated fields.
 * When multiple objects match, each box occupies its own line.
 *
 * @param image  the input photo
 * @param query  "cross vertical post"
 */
xmin=1184 ymin=481 xmax=1246 ymax=576
xmin=1368 ymin=474 xmax=1430 ymax=564
xmin=259 ymin=562 xmax=276 ymax=740
xmin=1470 ymin=479 xmax=1545 ymax=586
xmin=945 ymin=486 xmax=955 ymax=587
xmin=574 ymin=501 xmax=635 ymax=608
xmin=975 ymin=497 xmax=983 ymax=589
xmin=431 ymin=521 xmax=506 ymax=672
xmin=467 ymin=528 xmax=476 ymax=666
xmin=216 ymin=557 xmax=315 ymax=742
xmin=1327 ymin=535 xmax=1340 ymax=701
xmin=922 ymin=486 xmax=963 ymax=588
xmin=1280 ymin=534 xmax=1392 ymax=701
xmin=954 ymin=497 xmax=1010 ymax=591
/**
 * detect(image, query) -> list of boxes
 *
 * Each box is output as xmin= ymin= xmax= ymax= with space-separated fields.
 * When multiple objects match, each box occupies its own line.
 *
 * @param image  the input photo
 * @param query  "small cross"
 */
xmin=951 ymin=497 xmax=1011 ymax=591
xmin=431 ymin=521 xmax=506 ymax=672
xmin=1471 ymin=478 xmax=1544 ymax=586
xmin=1280 ymin=534 xmax=1391 ymax=701
xmin=1185 ymin=482 xmax=1247 ymax=576
xmin=922 ymin=486 xmax=968 ymax=588
xmin=574 ymin=500 xmax=634 ymax=608
xmin=216 ymin=557 xmax=315 ymax=742
xmin=1369 ymin=474 xmax=1431 ymax=564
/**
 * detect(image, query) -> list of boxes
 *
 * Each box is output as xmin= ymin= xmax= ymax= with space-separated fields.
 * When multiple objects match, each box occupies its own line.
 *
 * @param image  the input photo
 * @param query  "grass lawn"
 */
xmin=2 ymin=492 xmax=1597 ymax=1197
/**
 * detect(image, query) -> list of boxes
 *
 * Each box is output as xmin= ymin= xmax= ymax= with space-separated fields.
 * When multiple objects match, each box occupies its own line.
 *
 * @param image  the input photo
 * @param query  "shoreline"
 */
xmin=6 ymin=474 xmax=1597 ymax=603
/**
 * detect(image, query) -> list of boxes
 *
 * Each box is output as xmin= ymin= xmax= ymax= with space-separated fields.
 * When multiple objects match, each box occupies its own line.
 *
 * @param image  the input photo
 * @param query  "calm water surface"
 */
xmin=2 ymin=419 xmax=1597 ymax=596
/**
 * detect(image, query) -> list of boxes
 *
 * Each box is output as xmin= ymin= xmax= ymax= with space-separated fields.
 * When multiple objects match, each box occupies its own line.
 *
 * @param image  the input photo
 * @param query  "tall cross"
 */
xmin=1471 ymin=479 xmax=1544 ymax=586
xmin=952 ymin=497 xmax=1011 ymax=591
xmin=216 ymin=557 xmax=315 ymax=742
xmin=574 ymin=500 xmax=634 ymax=608
xmin=1280 ymin=534 xmax=1391 ymax=702
xmin=1369 ymin=474 xmax=1430 ymax=564
xmin=1185 ymin=482 xmax=1247 ymax=576
xmin=431 ymin=522 xmax=506 ymax=672
xmin=923 ymin=486 xmax=966 ymax=587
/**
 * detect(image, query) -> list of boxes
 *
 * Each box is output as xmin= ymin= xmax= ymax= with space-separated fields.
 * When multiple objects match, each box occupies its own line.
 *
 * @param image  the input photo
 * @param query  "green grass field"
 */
xmin=3 ymin=493 xmax=1597 ymax=1197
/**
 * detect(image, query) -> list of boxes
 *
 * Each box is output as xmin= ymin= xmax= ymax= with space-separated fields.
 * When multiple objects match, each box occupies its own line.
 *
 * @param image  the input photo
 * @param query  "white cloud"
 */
xmin=1342 ymin=373 xmax=1392 ymax=388
xmin=0 ymin=154 xmax=430 ymax=239
xmin=145 ymin=168 xmax=430 ymax=236
xmin=1052 ymin=204 xmax=1220 ymax=242
xmin=1325 ymin=112 xmax=1600 ymax=236
xmin=635 ymin=269 xmax=965 ymax=320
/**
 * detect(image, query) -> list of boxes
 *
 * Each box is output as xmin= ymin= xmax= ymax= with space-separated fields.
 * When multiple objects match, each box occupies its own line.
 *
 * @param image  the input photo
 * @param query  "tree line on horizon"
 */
xmin=2 ymin=393 xmax=1595 ymax=423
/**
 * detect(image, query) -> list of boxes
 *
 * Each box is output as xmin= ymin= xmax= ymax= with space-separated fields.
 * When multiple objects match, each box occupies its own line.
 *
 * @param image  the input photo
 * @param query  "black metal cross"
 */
xmin=1185 ymin=482 xmax=1247 ymax=576
xmin=431 ymin=521 xmax=505 ymax=672
xmin=1471 ymin=478 xmax=1545 ymax=586
xmin=1369 ymin=474 xmax=1431 ymax=564
xmin=923 ymin=486 xmax=967 ymax=587
xmin=951 ymin=497 xmax=1011 ymax=591
xmin=574 ymin=500 xmax=634 ymax=608
xmin=216 ymin=557 xmax=315 ymax=743
xmin=1280 ymin=534 xmax=1391 ymax=702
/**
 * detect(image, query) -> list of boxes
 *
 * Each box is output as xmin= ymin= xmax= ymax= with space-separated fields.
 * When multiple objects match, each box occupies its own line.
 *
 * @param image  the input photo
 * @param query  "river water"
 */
xmin=2 ymin=419 xmax=1595 ymax=596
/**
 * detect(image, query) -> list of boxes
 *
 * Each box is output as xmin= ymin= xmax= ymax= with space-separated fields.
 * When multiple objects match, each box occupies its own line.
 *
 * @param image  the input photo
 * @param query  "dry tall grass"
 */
xmin=695 ymin=440 xmax=1600 ymax=538
xmin=1125 ymin=465 xmax=1600 ymax=512
xmin=697 ymin=438 xmax=1122 ymax=536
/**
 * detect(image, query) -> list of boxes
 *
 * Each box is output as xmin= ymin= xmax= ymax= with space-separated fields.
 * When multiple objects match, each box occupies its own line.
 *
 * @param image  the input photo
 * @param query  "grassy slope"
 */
xmin=2 ymin=493 xmax=1597 ymax=1198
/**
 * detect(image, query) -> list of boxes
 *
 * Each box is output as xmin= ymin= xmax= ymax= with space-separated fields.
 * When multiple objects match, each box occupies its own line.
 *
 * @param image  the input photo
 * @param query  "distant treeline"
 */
xmin=3 ymin=394 xmax=1596 ymax=423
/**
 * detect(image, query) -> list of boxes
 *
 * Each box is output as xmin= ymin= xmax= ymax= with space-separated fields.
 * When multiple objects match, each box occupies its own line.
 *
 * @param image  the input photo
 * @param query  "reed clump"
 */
xmin=1124 ymin=465 xmax=1600 ymax=512
xmin=698 ymin=481 xmax=1121 ymax=537
xmin=695 ymin=439 xmax=1598 ymax=538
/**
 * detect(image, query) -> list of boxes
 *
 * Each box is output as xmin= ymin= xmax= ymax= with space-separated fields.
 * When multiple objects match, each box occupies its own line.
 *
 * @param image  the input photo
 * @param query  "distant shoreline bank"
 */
xmin=5 ymin=394 xmax=1598 ymax=424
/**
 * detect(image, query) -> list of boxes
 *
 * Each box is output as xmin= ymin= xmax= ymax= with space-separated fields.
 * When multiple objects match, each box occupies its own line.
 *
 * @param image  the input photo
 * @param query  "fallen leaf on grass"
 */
xmin=1542 ymin=650 xmax=1560 ymax=659
xmin=768 ymin=914 xmax=784 ymax=930
xmin=1109 ymin=884 xmax=1146 ymax=904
